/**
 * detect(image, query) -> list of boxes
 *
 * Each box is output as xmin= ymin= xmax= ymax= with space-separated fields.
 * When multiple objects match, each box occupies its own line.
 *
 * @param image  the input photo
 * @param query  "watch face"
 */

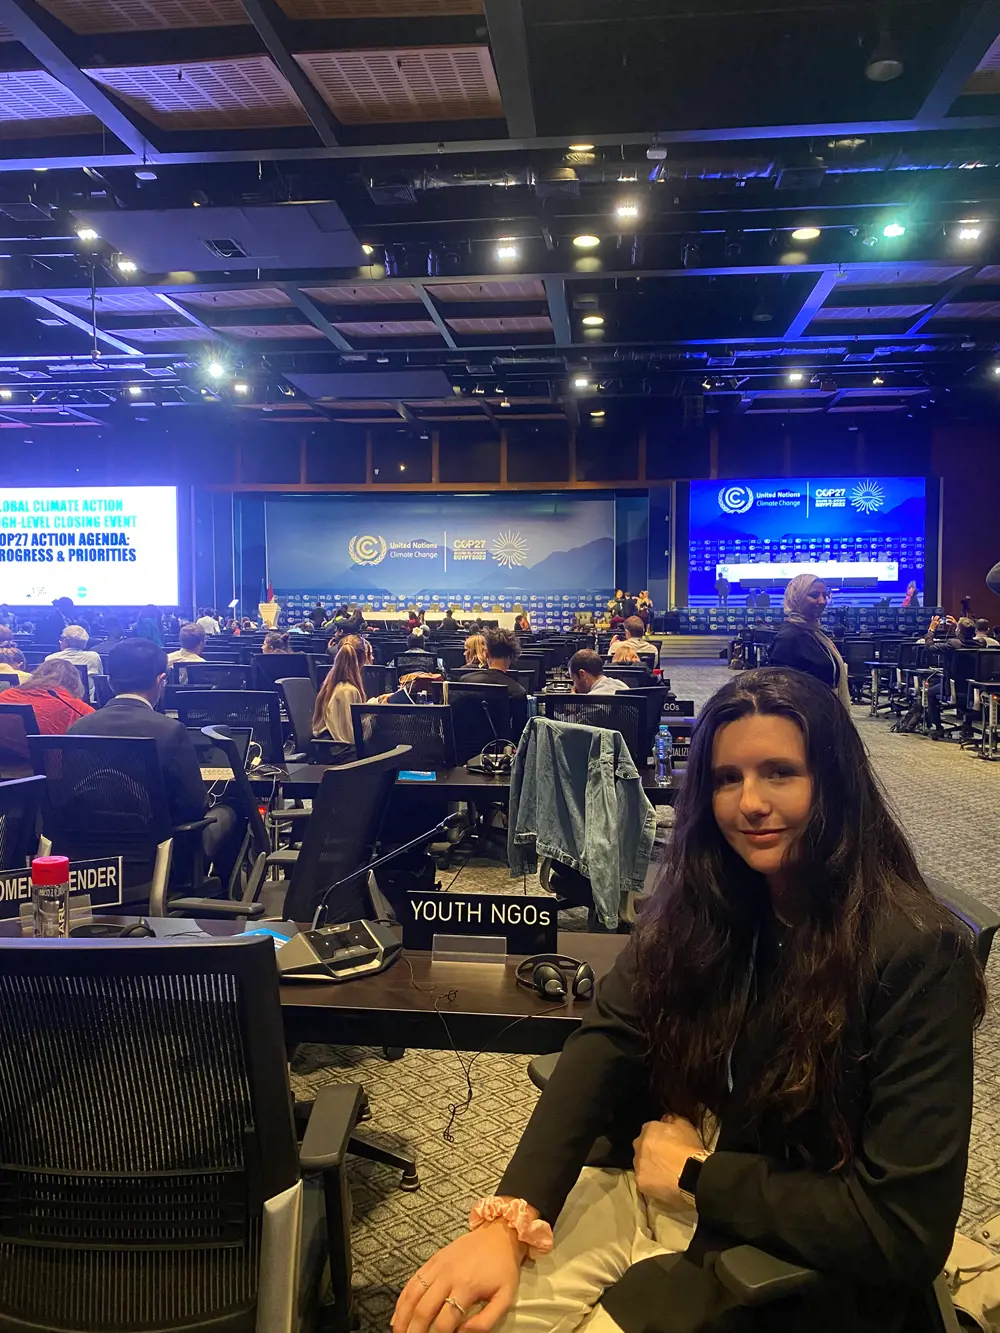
xmin=678 ymin=1155 xmax=704 ymax=1198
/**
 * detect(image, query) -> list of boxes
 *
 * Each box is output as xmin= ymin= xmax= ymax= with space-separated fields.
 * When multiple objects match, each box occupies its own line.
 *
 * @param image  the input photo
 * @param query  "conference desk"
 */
xmin=0 ymin=916 xmax=626 ymax=1055
xmin=262 ymin=762 xmax=681 ymax=805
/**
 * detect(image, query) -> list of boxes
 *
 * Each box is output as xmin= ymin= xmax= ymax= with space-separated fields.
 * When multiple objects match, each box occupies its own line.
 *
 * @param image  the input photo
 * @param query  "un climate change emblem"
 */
xmin=718 ymin=485 xmax=754 ymax=515
xmin=348 ymin=534 xmax=387 ymax=566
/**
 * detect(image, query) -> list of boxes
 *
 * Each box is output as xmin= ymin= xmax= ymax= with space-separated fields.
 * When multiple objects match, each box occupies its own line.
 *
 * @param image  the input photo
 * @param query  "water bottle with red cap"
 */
xmin=31 ymin=855 xmax=71 ymax=938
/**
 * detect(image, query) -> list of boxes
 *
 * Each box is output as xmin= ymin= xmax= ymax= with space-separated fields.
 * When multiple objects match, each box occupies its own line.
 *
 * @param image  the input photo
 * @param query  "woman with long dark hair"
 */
xmin=394 ymin=668 xmax=984 ymax=1333
xmin=312 ymin=640 xmax=366 ymax=757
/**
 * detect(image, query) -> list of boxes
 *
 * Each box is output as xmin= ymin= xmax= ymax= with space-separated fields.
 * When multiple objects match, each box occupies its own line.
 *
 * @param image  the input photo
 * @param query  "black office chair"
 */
xmin=603 ymin=665 xmax=654 ymax=688
xmin=394 ymin=650 xmax=438 ymax=675
xmin=352 ymin=703 xmax=457 ymax=770
xmin=175 ymin=691 xmax=285 ymax=764
xmin=182 ymin=662 xmax=254 ymax=691
xmin=426 ymin=681 xmax=512 ymax=761
xmin=0 ymin=932 xmax=369 ymax=1333
xmin=0 ymin=774 xmax=44 ymax=870
xmin=528 ymin=879 xmax=1000 ymax=1331
xmin=27 ymin=734 xmax=260 ymax=920
xmin=841 ymin=637 xmax=876 ymax=703
xmin=537 ymin=693 xmax=649 ymax=768
xmin=0 ymin=701 xmax=38 ymax=781
xmin=627 ymin=685 xmax=672 ymax=762
xmin=277 ymin=676 xmax=349 ymax=763
xmin=90 ymin=672 xmax=114 ymax=708
xmin=251 ymin=652 xmax=311 ymax=691
xmin=362 ymin=663 xmax=397 ymax=697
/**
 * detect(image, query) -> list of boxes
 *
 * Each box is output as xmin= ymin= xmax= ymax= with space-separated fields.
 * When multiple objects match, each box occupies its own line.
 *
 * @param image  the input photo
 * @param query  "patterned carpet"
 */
xmin=289 ymin=659 xmax=1000 ymax=1329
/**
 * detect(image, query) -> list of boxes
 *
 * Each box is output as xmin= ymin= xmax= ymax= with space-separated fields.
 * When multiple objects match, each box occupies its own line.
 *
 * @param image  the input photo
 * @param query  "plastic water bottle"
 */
xmin=32 ymin=855 xmax=71 ymax=938
xmin=655 ymin=725 xmax=674 ymax=786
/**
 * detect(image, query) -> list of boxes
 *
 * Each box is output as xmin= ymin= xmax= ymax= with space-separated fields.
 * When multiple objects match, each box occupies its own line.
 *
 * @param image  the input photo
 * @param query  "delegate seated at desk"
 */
xmin=460 ymin=628 xmax=529 ymax=732
xmin=68 ymin=637 xmax=244 ymax=885
xmin=394 ymin=668 xmax=982 ymax=1333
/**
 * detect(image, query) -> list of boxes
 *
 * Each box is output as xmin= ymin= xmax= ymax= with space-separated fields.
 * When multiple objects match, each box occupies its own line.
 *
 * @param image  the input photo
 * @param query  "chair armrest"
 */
xmin=299 ymin=1083 xmax=365 ymax=1172
xmin=270 ymin=809 xmax=312 ymax=822
xmin=173 ymin=818 xmax=212 ymax=835
xmin=167 ymin=898 xmax=265 ymax=919
xmin=264 ymin=849 xmax=300 ymax=866
xmin=713 ymin=1246 xmax=823 ymax=1306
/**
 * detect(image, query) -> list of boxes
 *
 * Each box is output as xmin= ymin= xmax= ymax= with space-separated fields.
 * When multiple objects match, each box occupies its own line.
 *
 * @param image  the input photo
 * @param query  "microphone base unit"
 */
xmin=277 ymin=919 xmax=402 ymax=983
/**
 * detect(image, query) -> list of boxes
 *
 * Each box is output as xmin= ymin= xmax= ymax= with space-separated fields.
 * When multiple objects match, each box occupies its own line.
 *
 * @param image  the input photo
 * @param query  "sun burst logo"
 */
xmin=491 ymin=529 xmax=530 ymax=569
xmin=850 ymin=480 xmax=885 ymax=515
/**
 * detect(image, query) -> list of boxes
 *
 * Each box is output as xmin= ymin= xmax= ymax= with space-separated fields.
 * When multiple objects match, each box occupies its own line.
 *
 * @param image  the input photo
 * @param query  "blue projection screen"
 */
xmin=688 ymin=477 xmax=926 ymax=606
xmin=264 ymin=494 xmax=614 ymax=624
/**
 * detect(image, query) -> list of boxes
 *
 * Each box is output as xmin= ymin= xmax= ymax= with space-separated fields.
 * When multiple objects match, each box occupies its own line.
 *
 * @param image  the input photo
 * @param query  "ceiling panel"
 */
xmin=333 ymin=319 xmax=440 ymax=336
xmin=810 ymin=304 xmax=932 ymax=321
xmin=301 ymin=283 xmax=419 ymax=303
xmin=965 ymin=31 xmax=1000 ymax=93
xmin=0 ymin=70 xmax=96 ymax=134
xmin=58 ymin=290 xmax=173 ymax=312
xmin=278 ymin=0 xmax=480 ymax=13
xmin=179 ymin=287 xmax=294 ymax=308
xmin=835 ymin=265 xmax=968 ymax=287
xmin=218 ymin=323 xmax=326 ymax=338
xmin=932 ymin=301 xmax=1000 ymax=320
xmin=296 ymin=46 xmax=501 ymax=123
xmin=447 ymin=315 xmax=553 ymax=334
xmin=36 ymin=0 xmax=248 ymax=32
xmin=432 ymin=279 xmax=547 ymax=301
xmin=86 ymin=57 xmax=310 ymax=129
xmin=122 ymin=326 xmax=218 ymax=341
xmin=974 ymin=265 xmax=1000 ymax=282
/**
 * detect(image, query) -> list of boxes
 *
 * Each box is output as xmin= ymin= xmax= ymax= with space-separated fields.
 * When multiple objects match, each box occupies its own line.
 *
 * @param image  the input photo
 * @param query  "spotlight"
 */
xmin=116 ymin=257 xmax=138 ymax=274
xmin=234 ymin=382 xmax=249 ymax=394
xmin=752 ymin=295 xmax=773 ymax=323
xmin=135 ymin=168 xmax=157 ymax=182
xmin=573 ymin=234 xmax=600 ymax=249
xmin=682 ymin=240 xmax=700 ymax=269
xmin=866 ymin=28 xmax=904 ymax=82
xmin=0 ymin=389 xmax=11 ymax=400
xmin=568 ymin=142 xmax=594 ymax=152
xmin=572 ymin=375 xmax=591 ymax=389
xmin=957 ymin=223 xmax=983 ymax=242
xmin=206 ymin=361 xmax=226 ymax=380
xmin=872 ymin=374 xmax=885 ymax=386
xmin=582 ymin=314 xmax=605 ymax=327
xmin=361 ymin=243 xmax=375 ymax=256
xmin=496 ymin=239 xmax=518 ymax=261
xmin=399 ymin=463 xmax=406 ymax=472
xmin=615 ymin=202 xmax=639 ymax=220
xmin=590 ymin=409 xmax=606 ymax=419
xmin=499 ymin=398 xmax=511 ymax=408
xmin=791 ymin=226 xmax=821 ymax=241
xmin=992 ymin=365 xmax=1000 ymax=378
xmin=883 ymin=221 xmax=906 ymax=238
xmin=127 ymin=384 xmax=142 ymax=397
xmin=75 ymin=227 xmax=99 ymax=242
xmin=702 ymin=378 xmax=713 ymax=390
xmin=787 ymin=371 xmax=805 ymax=384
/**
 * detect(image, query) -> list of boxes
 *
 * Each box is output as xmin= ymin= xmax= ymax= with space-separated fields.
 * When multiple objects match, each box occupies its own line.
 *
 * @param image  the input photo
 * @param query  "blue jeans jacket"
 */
xmin=507 ymin=716 xmax=656 ymax=929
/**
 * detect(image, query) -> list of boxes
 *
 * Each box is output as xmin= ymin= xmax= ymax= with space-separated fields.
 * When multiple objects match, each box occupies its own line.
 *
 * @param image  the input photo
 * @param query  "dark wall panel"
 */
xmin=305 ymin=425 xmax=367 ymax=484
xmin=577 ymin=428 xmax=639 ymax=482
xmin=438 ymin=430 xmax=501 ymax=483
xmin=372 ymin=427 xmax=432 ymax=484
xmin=506 ymin=423 xmax=569 ymax=483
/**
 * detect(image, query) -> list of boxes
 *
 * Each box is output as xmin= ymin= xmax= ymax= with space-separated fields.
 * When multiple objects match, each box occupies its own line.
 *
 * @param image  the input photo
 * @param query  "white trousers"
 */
xmin=494 ymin=1168 xmax=697 ymax=1333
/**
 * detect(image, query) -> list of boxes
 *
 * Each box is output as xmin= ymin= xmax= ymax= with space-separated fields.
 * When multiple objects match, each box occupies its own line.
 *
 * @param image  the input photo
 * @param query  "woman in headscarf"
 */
xmin=768 ymin=574 xmax=852 ymax=709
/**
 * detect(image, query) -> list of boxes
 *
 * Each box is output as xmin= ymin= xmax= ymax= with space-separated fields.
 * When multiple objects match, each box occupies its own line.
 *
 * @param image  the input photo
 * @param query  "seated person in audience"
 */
xmin=402 ymin=633 xmax=438 ymax=673
xmin=312 ymin=640 xmax=366 ymax=761
xmin=925 ymin=618 xmax=977 ymax=741
xmin=0 ymin=624 xmax=14 ymax=647
xmin=0 ymin=645 xmax=30 ymax=684
xmin=570 ymin=648 xmax=630 ymax=695
xmin=241 ymin=617 xmax=258 ymax=632
xmin=308 ymin=601 xmax=328 ymax=630
xmin=166 ymin=623 xmax=207 ymax=683
xmin=133 ymin=603 xmax=163 ymax=647
xmin=88 ymin=618 xmax=125 ymax=656
xmin=461 ymin=629 xmax=528 ymax=703
xmin=68 ymin=638 xmax=242 ymax=885
xmin=611 ymin=616 xmax=659 ymax=667
xmin=0 ymin=660 xmax=93 ymax=758
xmin=395 ymin=667 xmax=984 ymax=1333
xmin=975 ymin=618 xmax=999 ymax=647
xmin=515 ymin=612 xmax=531 ymax=635
xmin=45 ymin=624 xmax=103 ymax=702
xmin=196 ymin=607 xmax=221 ymax=636
xmin=289 ymin=621 xmax=312 ymax=635
xmin=610 ymin=641 xmax=641 ymax=664
xmin=440 ymin=608 xmax=460 ymax=636
xmin=464 ymin=633 xmax=488 ymax=667
xmin=262 ymin=631 xmax=293 ymax=654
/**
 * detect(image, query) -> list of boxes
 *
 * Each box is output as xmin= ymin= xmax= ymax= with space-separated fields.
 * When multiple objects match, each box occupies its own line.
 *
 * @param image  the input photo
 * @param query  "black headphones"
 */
xmin=515 ymin=954 xmax=595 ymax=1002
xmin=467 ymin=739 xmax=517 ymax=776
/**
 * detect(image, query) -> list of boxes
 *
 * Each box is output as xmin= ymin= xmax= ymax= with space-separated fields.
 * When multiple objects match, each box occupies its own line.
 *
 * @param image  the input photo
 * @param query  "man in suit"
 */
xmin=68 ymin=637 xmax=243 ymax=887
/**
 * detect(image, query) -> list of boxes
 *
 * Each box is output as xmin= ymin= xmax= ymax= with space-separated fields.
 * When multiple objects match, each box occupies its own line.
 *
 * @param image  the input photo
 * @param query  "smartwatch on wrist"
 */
xmin=678 ymin=1150 xmax=710 ymax=1205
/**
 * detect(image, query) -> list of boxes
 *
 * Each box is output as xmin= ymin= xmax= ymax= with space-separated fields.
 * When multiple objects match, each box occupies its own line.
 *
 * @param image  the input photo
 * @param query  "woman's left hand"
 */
xmin=632 ymin=1116 xmax=706 ymax=1206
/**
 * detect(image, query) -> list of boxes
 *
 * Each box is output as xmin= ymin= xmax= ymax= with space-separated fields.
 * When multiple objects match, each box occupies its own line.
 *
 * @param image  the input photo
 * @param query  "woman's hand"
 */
xmin=633 ymin=1116 xmax=706 ymax=1206
xmin=393 ymin=1222 xmax=526 ymax=1333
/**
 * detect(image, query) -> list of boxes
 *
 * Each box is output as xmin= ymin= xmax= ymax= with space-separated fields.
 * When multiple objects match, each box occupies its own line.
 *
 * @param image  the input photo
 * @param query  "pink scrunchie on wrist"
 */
xmin=469 ymin=1197 xmax=554 ymax=1258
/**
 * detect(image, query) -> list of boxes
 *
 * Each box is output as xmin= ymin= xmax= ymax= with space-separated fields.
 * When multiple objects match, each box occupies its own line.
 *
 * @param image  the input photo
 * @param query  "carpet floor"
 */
xmin=289 ymin=660 xmax=1000 ymax=1329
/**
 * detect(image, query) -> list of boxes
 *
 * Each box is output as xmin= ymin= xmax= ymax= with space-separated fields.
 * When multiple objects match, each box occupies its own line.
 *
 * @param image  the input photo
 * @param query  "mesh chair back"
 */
xmin=28 ymin=735 xmax=173 ymax=898
xmin=195 ymin=726 xmax=270 ymax=866
xmin=282 ymin=745 xmax=410 ymax=923
xmin=395 ymin=650 xmax=438 ymax=674
xmin=0 ymin=775 xmax=44 ymax=871
xmin=91 ymin=673 xmax=114 ymax=708
xmin=276 ymin=677 xmax=317 ymax=755
xmin=627 ymin=686 xmax=671 ymax=761
xmin=0 ymin=703 xmax=39 ymax=778
xmin=362 ymin=663 xmax=397 ymax=697
xmin=537 ymin=694 xmax=648 ymax=768
xmin=183 ymin=663 xmax=253 ymax=691
xmin=876 ymin=637 xmax=905 ymax=664
xmin=603 ymin=666 xmax=652 ymax=688
xmin=842 ymin=638 xmax=876 ymax=675
xmin=174 ymin=692 xmax=284 ymax=763
xmin=352 ymin=704 xmax=456 ymax=770
xmin=510 ymin=656 xmax=544 ymax=691
xmin=74 ymin=664 xmax=89 ymax=699
xmin=0 ymin=934 xmax=298 ymax=1333
xmin=250 ymin=653 xmax=310 ymax=691
xmin=306 ymin=653 xmax=333 ymax=689
xmin=428 ymin=682 xmax=511 ymax=760
xmin=974 ymin=649 xmax=1000 ymax=684
xmin=438 ymin=646 xmax=467 ymax=673
xmin=897 ymin=641 xmax=921 ymax=670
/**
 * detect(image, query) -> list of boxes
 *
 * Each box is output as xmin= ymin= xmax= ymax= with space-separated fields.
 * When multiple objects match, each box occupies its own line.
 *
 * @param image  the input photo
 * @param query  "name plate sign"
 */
xmin=662 ymin=699 xmax=696 ymax=717
xmin=403 ymin=891 xmax=558 ymax=955
xmin=0 ymin=857 xmax=123 ymax=921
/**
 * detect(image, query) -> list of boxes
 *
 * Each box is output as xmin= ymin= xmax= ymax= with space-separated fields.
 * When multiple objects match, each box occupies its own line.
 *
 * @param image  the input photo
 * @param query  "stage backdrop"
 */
xmin=264 ymin=494 xmax=614 ymax=625
xmin=688 ymin=476 xmax=927 ymax=606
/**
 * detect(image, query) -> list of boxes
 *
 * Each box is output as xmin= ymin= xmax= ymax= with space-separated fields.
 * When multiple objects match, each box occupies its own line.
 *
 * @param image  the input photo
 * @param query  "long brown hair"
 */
xmin=634 ymin=667 xmax=986 ymax=1168
xmin=312 ymin=640 xmax=366 ymax=731
xmin=464 ymin=633 xmax=487 ymax=667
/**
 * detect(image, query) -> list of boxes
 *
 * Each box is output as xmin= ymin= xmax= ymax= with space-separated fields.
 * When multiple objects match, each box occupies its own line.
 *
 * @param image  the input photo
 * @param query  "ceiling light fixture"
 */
xmin=568 ymin=142 xmax=594 ymax=152
xmin=791 ymin=226 xmax=821 ymax=241
xmin=573 ymin=234 xmax=600 ymax=249
xmin=992 ymin=365 xmax=1000 ymax=378
xmin=572 ymin=375 xmax=591 ymax=389
xmin=590 ymin=409 xmax=606 ymax=418
xmin=234 ymin=382 xmax=249 ymax=394
xmin=865 ymin=23 xmax=904 ymax=82
xmin=873 ymin=374 xmax=885 ymax=386
xmin=116 ymin=257 xmax=138 ymax=274
xmin=883 ymin=221 xmax=906 ymax=238
xmin=127 ymin=385 xmax=142 ymax=397
xmin=787 ymin=371 xmax=805 ymax=384
xmin=206 ymin=361 xmax=226 ymax=380
xmin=0 ymin=389 xmax=12 ymax=400
xmin=702 ymin=378 xmax=713 ymax=390
xmin=957 ymin=224 xmax=983 ymax=241
xmin=361 ymin=243 xmax=375 ymax=256
xmin=615 ymin=202 xmax=639 ymax=220
xmin=75 ymin=227 xmax=99 ymax=242
xmin=499 ymin=398 xmax=511 ymax=408
xmin=496 ymin=239 xmax=518 ymax=260
xmin=582 ymin=314 xmax=605 ymax=326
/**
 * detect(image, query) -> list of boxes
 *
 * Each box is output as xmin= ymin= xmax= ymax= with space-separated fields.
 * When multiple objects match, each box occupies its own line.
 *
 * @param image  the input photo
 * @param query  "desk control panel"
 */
xmin=277 ymin=919 xmax=402 ymax=983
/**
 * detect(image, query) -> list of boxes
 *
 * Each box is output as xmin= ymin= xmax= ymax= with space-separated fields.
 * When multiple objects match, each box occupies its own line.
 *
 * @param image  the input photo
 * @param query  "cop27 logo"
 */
xmin=348 ymin=534 xmax=387 ymax=566
xmin=850 ymin=480 xmax=885 ymax=514
xmin=718 ymin=485 xmax=754 ymax=515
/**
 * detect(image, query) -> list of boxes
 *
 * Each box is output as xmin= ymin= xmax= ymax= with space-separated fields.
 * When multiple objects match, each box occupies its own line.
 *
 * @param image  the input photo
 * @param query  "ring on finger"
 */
xmin=445 ymin=1297 xmax=468 ymax=1318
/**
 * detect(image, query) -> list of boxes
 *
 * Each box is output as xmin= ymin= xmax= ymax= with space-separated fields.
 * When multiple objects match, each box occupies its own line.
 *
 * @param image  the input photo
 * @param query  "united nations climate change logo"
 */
xmin=850 ymin=480 xmax=885 ymax=515
xmin=491 ymin=530 xmax=529 ymax=569
xmin=718 ymin=485 xmax=754 ymax=515
xmin=348 ymin=533 xmax=387 ymax=566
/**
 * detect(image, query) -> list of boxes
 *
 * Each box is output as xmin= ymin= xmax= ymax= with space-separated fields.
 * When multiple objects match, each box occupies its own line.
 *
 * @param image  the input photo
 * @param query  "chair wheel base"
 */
xmin=382 ymin=1046 xmax=405 ymax=1061
xmin=400 ymin=1170 xmax=421 ymax=1192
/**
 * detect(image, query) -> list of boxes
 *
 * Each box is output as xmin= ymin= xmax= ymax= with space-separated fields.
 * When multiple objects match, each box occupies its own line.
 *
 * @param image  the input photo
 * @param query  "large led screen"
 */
xmin=688 ymin=476 xmax=926 ymax=605
xmin=0 ymin=485 xmax=179 ymax=606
